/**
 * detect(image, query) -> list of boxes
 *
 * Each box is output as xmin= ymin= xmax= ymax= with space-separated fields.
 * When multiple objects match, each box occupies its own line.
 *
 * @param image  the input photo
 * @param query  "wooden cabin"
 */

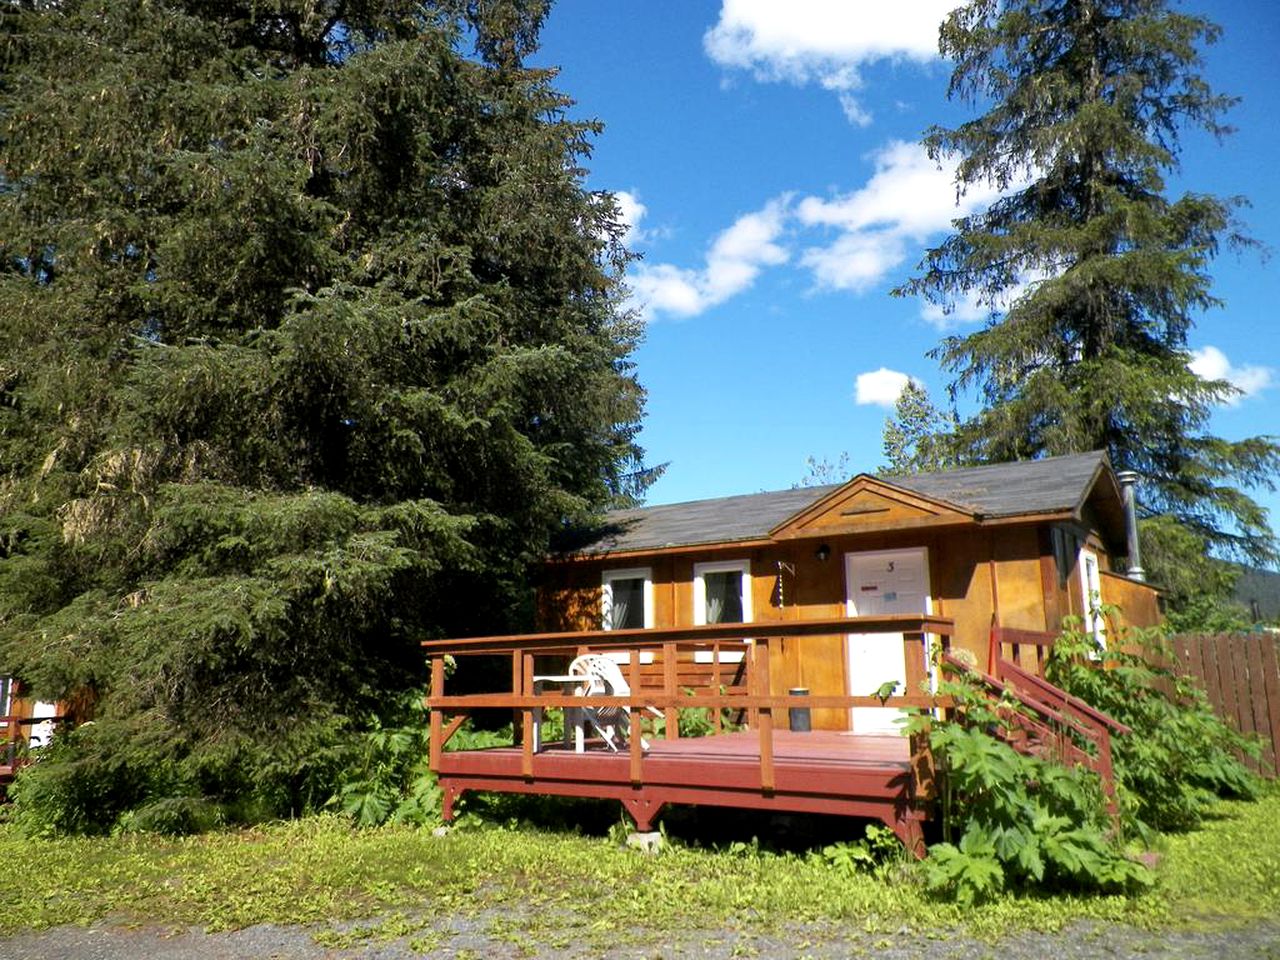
xmin=536 ymin=449 xmax=1158 ymax=731
xmin=1 ymin=678 xmax=61 ymax=793
xmin=423 ymin=451 xmax=1159 ymax=849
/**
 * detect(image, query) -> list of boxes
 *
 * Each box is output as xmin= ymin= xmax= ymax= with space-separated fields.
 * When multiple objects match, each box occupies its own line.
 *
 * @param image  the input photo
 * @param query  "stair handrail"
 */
xmin=995 ymin=657 xmax=1132 ymax=736
xmin=941 ymin=652 xmax=1100 ymax=743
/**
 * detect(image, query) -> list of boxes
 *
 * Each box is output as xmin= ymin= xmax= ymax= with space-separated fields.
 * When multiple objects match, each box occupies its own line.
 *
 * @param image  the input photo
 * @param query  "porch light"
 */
xmin=815 ymin=543 xmax=831 ymax=563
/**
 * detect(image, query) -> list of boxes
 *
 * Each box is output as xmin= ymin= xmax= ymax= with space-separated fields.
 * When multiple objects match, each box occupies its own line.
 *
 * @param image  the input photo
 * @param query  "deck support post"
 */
xmin=441 ymin=783 xmax=461 ymax=824
xmin=623 ymin=795 xmax=662 ymax=832
xmin=890 ymin=815 xmax=927 ymax=860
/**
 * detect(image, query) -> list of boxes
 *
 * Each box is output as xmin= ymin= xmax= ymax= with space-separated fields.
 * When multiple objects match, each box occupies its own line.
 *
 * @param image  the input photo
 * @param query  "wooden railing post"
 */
xmin=710 ymin=640 xmax=723 ymax=734
xmin=1097 ymin=726 xmax=1118 ymax=818
xmin=510 ymin=650 xmax=522 ymax=743
xmin=756 ymin=639 xmax=774 ymax=793
xmin=662 ymin=641 xmax=679 ymax=738
xmin=521 ymin=651 xmax=534 ymax=778
xmin=903 ymin=631 xmax=928 ymax=697
xmin=429 ymin=656 xmax=444 ymax=771
xmin=628 ymin=654 xmax=643 ymax=784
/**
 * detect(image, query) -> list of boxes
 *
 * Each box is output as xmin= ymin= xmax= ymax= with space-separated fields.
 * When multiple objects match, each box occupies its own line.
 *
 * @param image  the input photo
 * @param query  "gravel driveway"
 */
xmin=3 ymin=915 xmax=1278 ymax=960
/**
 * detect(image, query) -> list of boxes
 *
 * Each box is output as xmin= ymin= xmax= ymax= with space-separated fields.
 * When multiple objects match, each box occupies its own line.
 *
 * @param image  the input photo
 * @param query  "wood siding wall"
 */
xmin=1171 ymin=632 xmax=1280 ymax=778
xmin=539 ymin=525 xmax=1077 ymax=731
xmin=538 ymin=523 xmax=1161 ymax=734
xmin=1099 ymin=570 xmax=1162 ymax=630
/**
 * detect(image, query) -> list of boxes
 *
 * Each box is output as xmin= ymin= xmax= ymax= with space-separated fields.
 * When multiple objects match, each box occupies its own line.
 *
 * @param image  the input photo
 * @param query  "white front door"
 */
xmin=845 ymin=548 xmax=931 ymax=735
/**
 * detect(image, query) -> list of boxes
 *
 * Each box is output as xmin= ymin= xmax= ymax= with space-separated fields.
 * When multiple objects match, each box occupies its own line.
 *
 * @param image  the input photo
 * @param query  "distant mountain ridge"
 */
xmin=1234 ymin=566 xmax=1280 ymax=623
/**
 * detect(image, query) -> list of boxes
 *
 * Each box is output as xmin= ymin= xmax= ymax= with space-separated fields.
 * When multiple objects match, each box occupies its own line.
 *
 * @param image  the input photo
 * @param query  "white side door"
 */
xmin=845 ymin=548 xmax=931 ymax=735
xmin=1079 ymin=548 xmax=1105 ymax=652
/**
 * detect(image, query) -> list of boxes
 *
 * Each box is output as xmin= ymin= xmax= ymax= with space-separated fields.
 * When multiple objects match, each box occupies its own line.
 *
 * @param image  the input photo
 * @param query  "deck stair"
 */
xmin=940 ymin=622 xmax=1131 ymax=804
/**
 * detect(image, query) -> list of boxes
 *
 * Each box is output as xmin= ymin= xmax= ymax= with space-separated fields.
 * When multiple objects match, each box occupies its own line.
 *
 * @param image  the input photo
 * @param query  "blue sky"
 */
xmin=531 ymin=1 xmax=1280 ymax=534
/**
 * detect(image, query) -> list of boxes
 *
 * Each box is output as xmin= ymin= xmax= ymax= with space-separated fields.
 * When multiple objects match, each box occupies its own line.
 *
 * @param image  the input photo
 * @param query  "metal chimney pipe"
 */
xmin=1115 ymin=470 xmax=1145 ymax=581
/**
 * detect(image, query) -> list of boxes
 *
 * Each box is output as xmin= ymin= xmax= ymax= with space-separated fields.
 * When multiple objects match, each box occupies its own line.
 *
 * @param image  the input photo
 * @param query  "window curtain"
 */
xmin=610 ymin=586 xmax=630 ymax=630
xmin=609 ymin=578 xmax=645 ymax=629
xmin=705 ymin=572 xmax=742 ymax=624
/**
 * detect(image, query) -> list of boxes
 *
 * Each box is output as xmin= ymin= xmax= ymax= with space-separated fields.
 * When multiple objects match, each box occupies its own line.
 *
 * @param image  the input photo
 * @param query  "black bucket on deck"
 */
xmin=788 ymin=687 xmax=811 ymax=732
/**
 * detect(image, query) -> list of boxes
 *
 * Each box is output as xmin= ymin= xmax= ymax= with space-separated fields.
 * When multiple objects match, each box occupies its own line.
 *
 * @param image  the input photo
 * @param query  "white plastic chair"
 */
xmin=568 ymin=654 xmax=662 ymax=751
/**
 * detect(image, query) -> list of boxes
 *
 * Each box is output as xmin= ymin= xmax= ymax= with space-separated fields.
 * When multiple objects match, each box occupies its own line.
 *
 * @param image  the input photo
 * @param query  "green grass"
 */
xmin=1 ymin=789 xmax=1277 ymax=944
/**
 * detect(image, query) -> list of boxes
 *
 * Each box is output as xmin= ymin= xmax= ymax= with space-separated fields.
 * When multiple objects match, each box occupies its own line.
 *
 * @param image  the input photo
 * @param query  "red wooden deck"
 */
xmin=423 ymin=617 xmax=959 ymax=855
xmin=436 ymin=730 xmax=925 ymax=849
xmin=424 ymin=618 xmax=1126 ymax=853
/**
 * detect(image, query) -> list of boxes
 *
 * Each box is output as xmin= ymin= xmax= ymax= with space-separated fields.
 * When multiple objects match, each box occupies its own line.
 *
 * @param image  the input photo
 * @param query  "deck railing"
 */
xmin=421 ymin=614 xmax=955 ymax=797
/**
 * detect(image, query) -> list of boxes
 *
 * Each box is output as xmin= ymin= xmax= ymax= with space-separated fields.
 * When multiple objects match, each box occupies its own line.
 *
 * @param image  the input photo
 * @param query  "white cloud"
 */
xmin=624 ymin=142 xmax=1011 ymax=321
xmin=614 ymin=190 xmax=648 ymax=247
xmin=627 ymin=198 xmax=791 ymax=321
xmin=797 ymin=140 xmax=999 ymax=294
xmin=855 ymin=367 xmax=912 ymax=407
xmin=704 ymin=0 xmax=958 ymax=123
xmin=801 ymin=229 xmax=908 ymax=294
xmin=1190 ymin=346 xmax=1274 ymax=405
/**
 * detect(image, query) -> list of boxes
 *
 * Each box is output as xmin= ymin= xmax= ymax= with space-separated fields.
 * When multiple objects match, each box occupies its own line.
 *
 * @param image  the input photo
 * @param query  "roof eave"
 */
xmin=549 ymin=535 xmax=779 ymax=563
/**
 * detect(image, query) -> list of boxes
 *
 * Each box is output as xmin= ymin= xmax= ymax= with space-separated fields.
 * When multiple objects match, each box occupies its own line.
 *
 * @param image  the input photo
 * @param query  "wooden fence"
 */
xmin=1170 ymin=632 xmax=1280 ymax=778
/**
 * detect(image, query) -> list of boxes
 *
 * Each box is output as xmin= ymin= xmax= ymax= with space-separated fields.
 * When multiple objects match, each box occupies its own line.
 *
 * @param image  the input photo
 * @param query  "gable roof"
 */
xmin=571 ymin=451 xmax=1118 ymax=556
xmin=893 ymin=451 xmax=1112 ymax=519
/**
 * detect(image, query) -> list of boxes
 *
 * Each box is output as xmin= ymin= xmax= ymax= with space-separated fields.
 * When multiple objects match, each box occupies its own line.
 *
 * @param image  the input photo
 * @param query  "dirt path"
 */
xmin=3 ymin=916 xmax=1278 ymax=960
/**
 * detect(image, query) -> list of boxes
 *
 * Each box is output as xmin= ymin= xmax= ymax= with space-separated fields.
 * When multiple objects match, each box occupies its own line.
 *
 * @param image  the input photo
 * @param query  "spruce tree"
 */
xmin=896 ymin=0 xmax=1278 ymax=573
xmin=880 ymin=381 xmax=959 ymax=476
xmin=0 ymin=0 xmax=649 ymax=830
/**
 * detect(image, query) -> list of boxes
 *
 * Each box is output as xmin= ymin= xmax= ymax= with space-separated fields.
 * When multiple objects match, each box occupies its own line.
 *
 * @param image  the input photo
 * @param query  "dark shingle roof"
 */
xmin=576 ymin=451 xmax=1112 ymax=555
xmin=894 ymin=451 xmax=1109 ymax=518
xmin=582 ymin=485 xmax=839 ymax=555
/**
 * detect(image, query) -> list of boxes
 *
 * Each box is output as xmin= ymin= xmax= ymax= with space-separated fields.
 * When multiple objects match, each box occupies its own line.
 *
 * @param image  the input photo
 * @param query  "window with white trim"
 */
xmin=693 ymin=560 xmax=751 ymax=626
xmin=602 ymin=567 xmax=653 ymax=631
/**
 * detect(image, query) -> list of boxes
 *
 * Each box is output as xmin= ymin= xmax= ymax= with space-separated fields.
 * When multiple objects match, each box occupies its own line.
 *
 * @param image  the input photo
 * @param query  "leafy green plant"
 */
xmin=917 ymin=612 xmax=1263 ymax=904
xmin=911 ymin=666 xmax=1152 ymax=903
xmin=8 ymin=715 xmax=347 ymax=837
xmin=330 ymin=696 xmax=526 ymax=829
xmin=821 ymin=823 xmax=907 ymax=877
xmin=329 ymin=694 xmax=440 ymax=828
xmin=1045 ymin=615 xmax=1260 ymax=836
xmin=648 ymin=687 xmax=744 ymax=739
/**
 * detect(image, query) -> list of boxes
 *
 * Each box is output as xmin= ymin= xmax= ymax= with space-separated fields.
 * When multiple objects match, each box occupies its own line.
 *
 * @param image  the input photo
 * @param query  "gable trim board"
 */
xmin=771 ymin=476 xmax=972 ymax=540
